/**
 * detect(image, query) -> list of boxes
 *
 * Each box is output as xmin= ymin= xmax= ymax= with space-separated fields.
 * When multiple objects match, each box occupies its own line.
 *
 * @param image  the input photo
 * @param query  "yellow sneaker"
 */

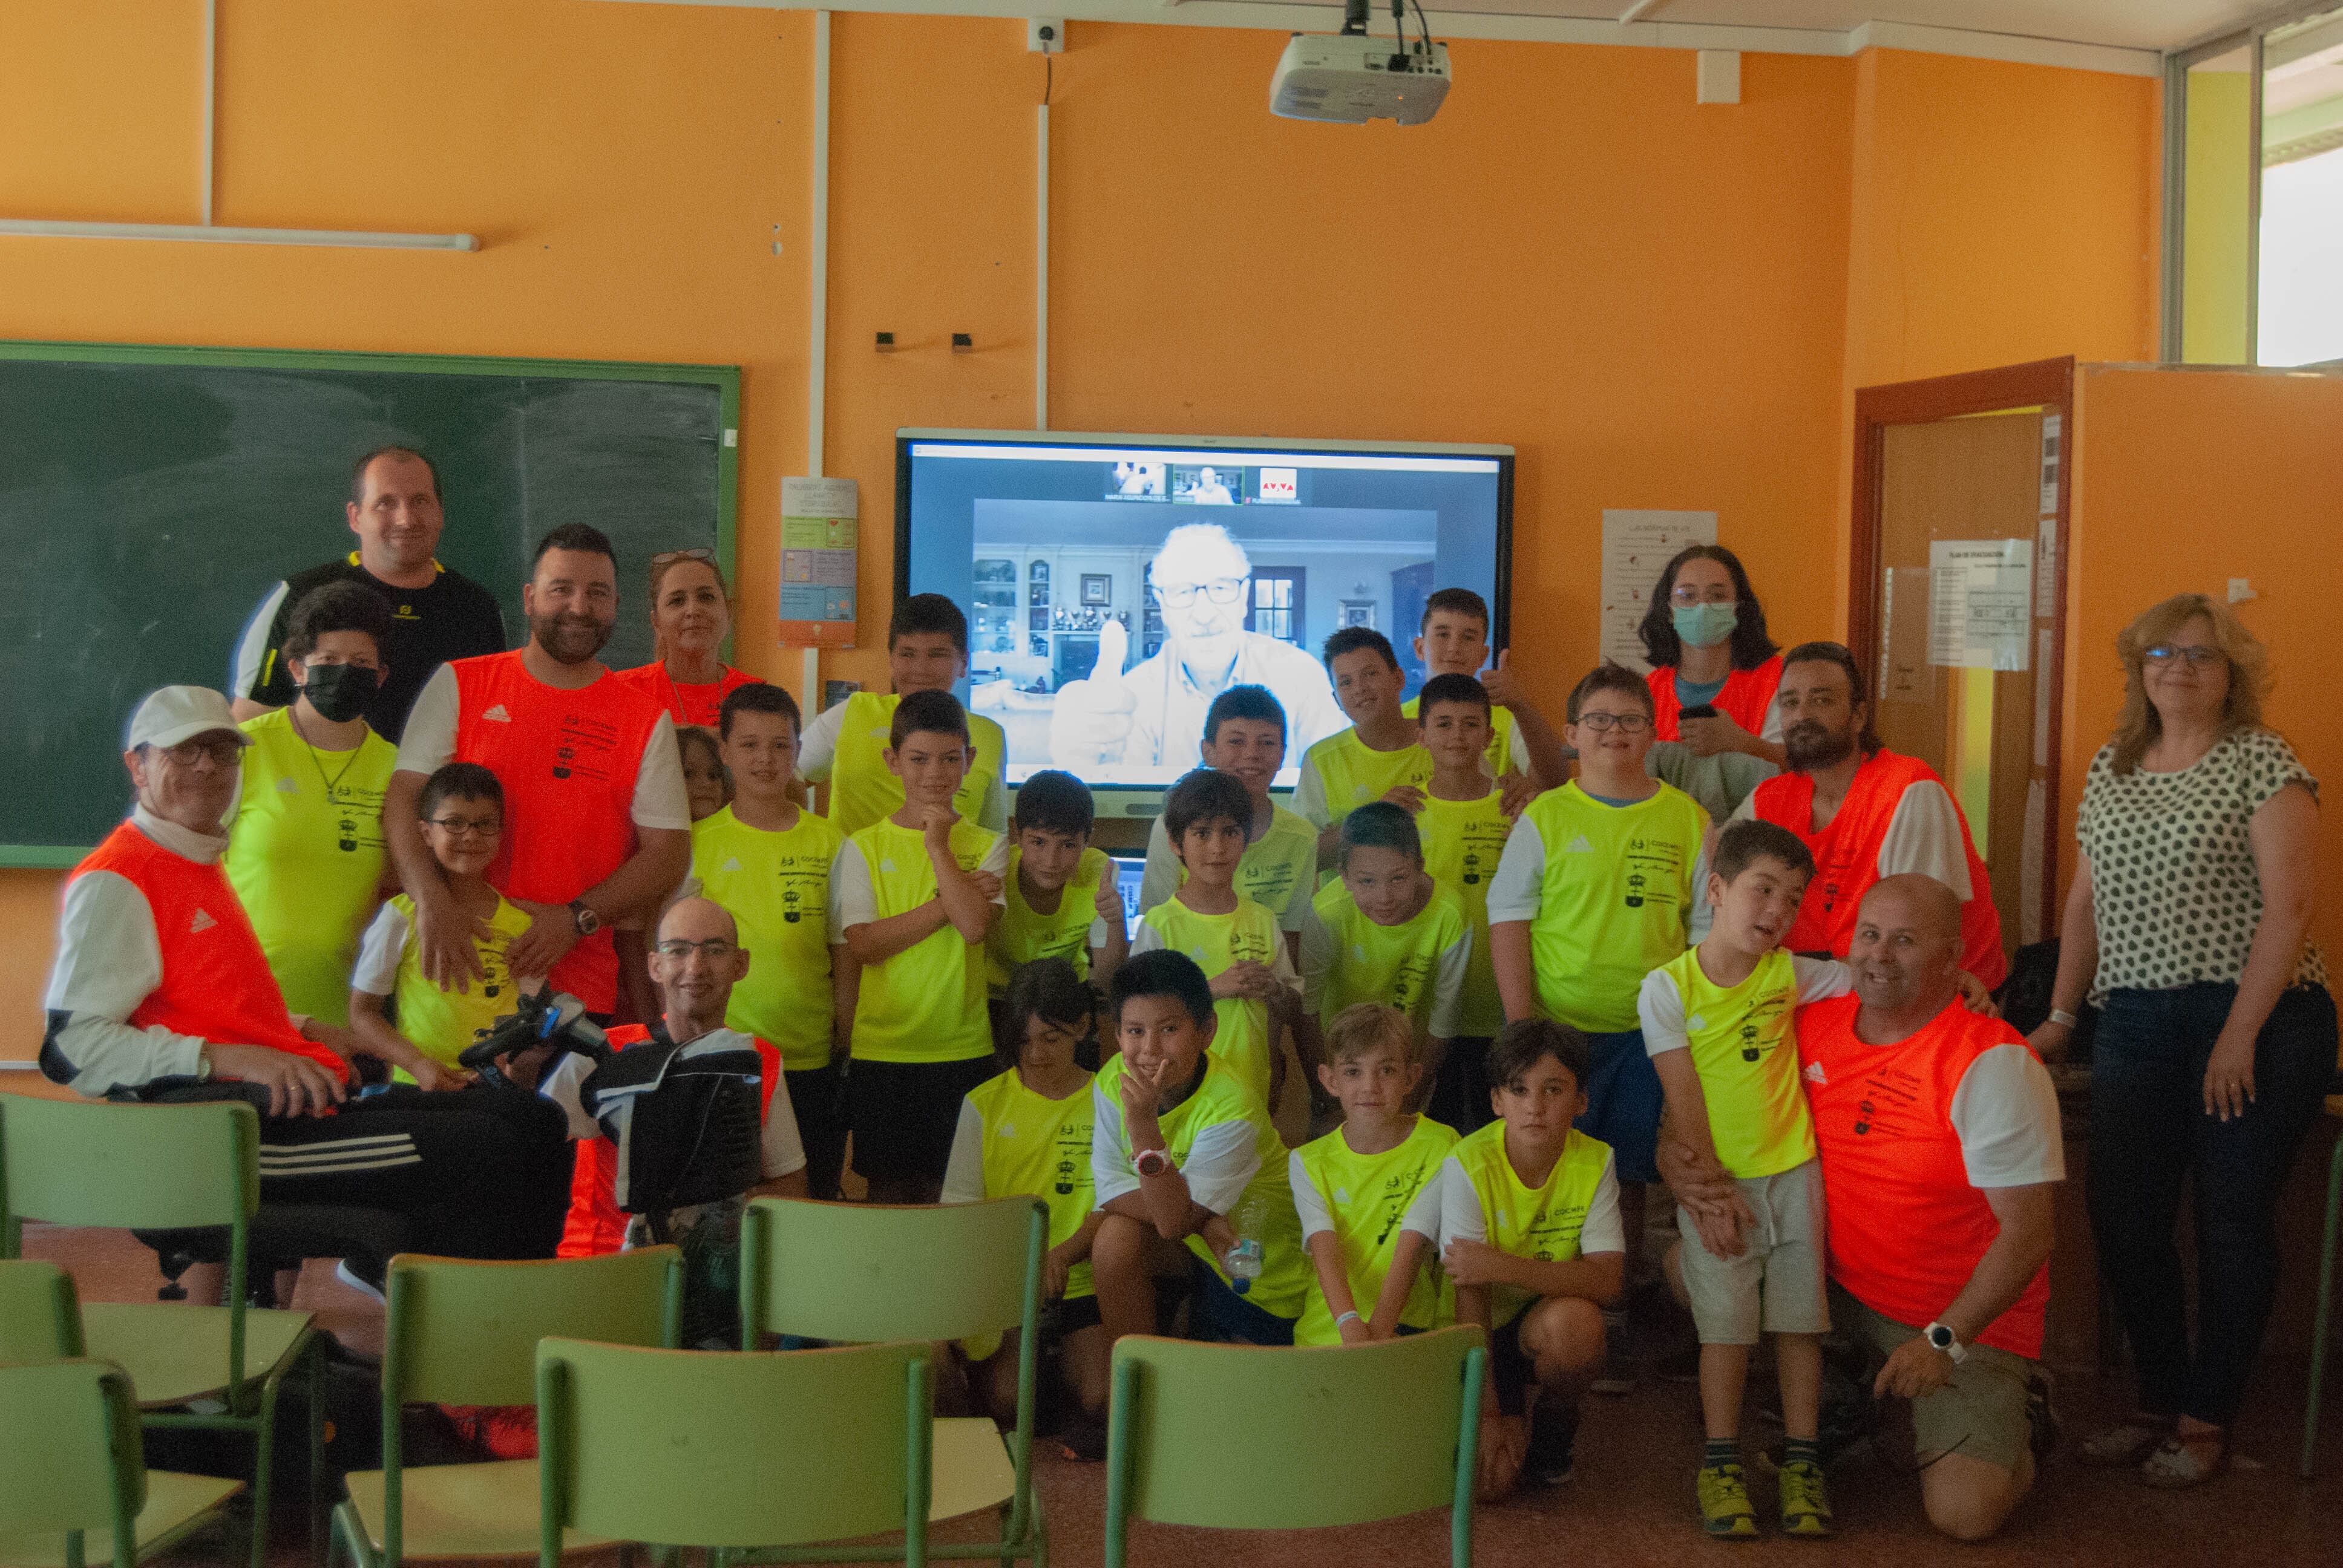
xmin=1697 ymin=1462 xmax=1760 ymax=1539
xmin=1778 ymin=1459 xmax=1835 ymax=1538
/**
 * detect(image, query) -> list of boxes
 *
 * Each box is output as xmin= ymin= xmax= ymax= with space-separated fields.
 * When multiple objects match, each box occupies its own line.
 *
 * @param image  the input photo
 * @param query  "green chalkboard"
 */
xmin=0 ymin=341 xmax=738 ymax=865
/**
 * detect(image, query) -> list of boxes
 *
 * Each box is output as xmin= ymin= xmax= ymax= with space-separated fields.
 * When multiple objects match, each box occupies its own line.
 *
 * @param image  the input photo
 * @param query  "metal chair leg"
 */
xmin=2298 ymin=1128 xmax=2343 ymax=1480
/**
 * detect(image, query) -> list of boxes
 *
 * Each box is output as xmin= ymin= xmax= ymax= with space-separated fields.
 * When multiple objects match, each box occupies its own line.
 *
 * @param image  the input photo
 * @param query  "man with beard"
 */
xmin=1701 ymin=642 xmax=2005 ymax=989
xmin=387 ymin=524 xmax=690 ymax=1021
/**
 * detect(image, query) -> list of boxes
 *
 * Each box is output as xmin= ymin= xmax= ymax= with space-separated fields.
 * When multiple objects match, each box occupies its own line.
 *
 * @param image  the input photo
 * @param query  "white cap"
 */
xmin=125 ymin=686 xmax=250 ymax=753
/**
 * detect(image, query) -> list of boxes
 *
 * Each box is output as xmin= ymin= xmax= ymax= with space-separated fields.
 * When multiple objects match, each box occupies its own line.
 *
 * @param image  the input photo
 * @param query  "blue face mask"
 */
xmin=1671 ymin=602 xmax=1738 ymax=650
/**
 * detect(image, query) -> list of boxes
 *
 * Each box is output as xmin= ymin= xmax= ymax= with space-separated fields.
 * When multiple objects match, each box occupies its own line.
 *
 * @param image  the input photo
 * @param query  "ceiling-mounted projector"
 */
xmin=1270 ymin=1 xmax=1450 ymax=125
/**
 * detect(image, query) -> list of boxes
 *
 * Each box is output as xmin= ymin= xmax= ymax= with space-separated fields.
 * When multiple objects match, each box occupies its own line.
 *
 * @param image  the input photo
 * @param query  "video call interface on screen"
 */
xmin=898 ymin=436 xmax=1510 ymax=790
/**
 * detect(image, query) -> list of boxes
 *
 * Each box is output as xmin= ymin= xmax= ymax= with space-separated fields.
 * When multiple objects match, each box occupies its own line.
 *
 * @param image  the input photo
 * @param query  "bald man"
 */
xmin=1665 ymin=875 xmax=2062 ymax=1542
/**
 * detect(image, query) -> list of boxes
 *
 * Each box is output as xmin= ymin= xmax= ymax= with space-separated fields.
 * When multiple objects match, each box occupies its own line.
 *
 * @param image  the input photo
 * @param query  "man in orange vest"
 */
xmin=1703 ymin=642 xmax=2006 ymax=989
xmin=1666 ymin=875 xmax=2060 ymax=1541
xmin=42 ymin=686 xmax=572 ymax=1295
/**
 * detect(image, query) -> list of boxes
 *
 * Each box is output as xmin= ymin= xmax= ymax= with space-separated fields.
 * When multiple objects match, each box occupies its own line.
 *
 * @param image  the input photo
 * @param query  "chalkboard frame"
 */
xmin=0 ymin=338 xmax=740 ymax=867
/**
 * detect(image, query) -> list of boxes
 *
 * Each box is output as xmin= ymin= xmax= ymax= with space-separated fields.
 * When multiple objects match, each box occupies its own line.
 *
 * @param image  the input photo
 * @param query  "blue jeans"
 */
xmin=2088 ymin=981 xmax=2336 ymax=1425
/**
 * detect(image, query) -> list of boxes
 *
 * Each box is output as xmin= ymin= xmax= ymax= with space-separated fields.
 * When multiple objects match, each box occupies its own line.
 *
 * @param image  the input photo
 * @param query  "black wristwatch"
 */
xmin=569 ymin=900 xmax=601 ymax=937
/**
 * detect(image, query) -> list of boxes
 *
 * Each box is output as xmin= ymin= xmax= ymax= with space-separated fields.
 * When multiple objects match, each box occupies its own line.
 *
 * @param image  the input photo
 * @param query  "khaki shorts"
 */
xmin=1831 ymin=1285 xmax=2036 ymax=1471
xmin=1677 ymin=1157 xmax=1829 ymax=1345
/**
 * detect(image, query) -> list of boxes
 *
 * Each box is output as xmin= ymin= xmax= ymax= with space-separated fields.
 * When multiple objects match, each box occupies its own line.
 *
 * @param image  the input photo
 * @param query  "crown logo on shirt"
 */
xmin=1565 ymin=835 xmax=1594 ymax=853
xmin=189 ymin=909 xmax=217 ymax=934
xmin=482 ymin=704 xmax=511 ymax=722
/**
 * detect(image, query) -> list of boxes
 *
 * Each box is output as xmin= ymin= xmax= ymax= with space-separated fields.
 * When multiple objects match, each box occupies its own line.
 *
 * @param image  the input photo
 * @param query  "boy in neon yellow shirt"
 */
xmin=985 ymin=768 xmax=1127 ymax=1001
xmin=1414 ymin=673 xmax=1516 ymax=1132
xmin=1400 ymin=587 xmax=1569 ymax=789
xmin=1297 ymin=803 xmax=1470 ymax=1092
xmin=1638 ymin=818 xmax=1842 ymax=1539
xmin=350 ymin=763 xmax=539 ymax=1088
xmin=1090 ymin=950 xmax=1308 ymax=1351
xmin=1132 ymin=768 xmax=1300 ymax=1106
xmin=830 ymin=689 xmax=1008 ymax=1203
xmin=943 ymin=958 xmax=1110 ymax=1457
xmin=686 ymin=681 xmax=852 ymax=1199
xmin=1296 ymin=627 xmax=1431 ymax=874
xmin=1289 ymin=1003 xmax=1457 ymax=1347
xmin=1138 ymin=685 xmax=1319 ymax=961
xmin=1435 ymin=1019 xmax=1624 ymax=1496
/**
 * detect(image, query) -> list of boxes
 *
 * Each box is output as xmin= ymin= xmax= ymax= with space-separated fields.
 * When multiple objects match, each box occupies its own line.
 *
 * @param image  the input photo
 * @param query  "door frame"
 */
xmin=1849 ymin=355 xmax=2075 ymax=937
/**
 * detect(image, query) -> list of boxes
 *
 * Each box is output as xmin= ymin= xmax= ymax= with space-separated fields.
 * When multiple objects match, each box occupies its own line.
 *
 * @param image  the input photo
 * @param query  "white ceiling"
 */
xmin=1567 ymin=3 xmax=2277 ymax=53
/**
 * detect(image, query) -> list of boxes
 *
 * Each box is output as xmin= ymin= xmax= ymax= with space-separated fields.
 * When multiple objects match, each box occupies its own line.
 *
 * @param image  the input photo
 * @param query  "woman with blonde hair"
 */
xmin=612 ymin=549 xmax=759 ymax=729
xmin=2032 ymin=593 xmax=2333 ymax=1486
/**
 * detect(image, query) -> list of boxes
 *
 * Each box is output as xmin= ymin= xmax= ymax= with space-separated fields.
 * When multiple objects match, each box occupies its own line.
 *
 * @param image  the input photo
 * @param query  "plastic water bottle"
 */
xmin=1225 ymin=1236 xmax=1263 ymax=1295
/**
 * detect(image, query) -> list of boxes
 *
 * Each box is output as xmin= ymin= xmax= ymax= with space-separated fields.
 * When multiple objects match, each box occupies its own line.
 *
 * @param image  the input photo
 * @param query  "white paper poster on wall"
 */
xmin=1927 ymin=538 xmax=2033 ymax=671
xmin=1600 ymin=509 xmax=1717 ymax=673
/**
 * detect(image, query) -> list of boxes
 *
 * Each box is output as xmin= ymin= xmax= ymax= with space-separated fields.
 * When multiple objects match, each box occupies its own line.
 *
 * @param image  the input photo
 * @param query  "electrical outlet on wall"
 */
xmin=1028 ymin=18 xmax=1064 ymax=53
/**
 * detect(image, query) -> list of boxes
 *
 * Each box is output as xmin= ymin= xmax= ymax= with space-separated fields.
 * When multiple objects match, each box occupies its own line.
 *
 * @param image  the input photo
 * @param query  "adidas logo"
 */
xmin=482 ymin=704 xmax=511 ymax=722
xmin=1804 ymin=1062 xmax=1828 ymax=1085
xmin=189 ymin=909 xmax=217 ymax=934
xmin=1335 ymin=1187 xmax=1351 ymax=1204
xmin=721 ymin=857 xmax=743 ymax=874
xmin=1686 ymin=1013 xmax=1707 ymax=1033
xmin=1565 ymin=835 xmax=1594 ymax=853
xmin=998 ymin=1122 xmax=1017 ymax=1139
xmin=879 ymin=859 xmax=896 ymax=875
xmin=275 ymin=777 xmax=299 ymax=794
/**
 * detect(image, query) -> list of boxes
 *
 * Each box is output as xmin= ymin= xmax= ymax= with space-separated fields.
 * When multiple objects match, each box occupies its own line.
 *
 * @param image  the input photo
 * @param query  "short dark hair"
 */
xmin=1203 ymin=684 xmax=1287 ymax=745
xmin=1110 ymin=947 xmax=1216 ymax=1031
xmin=1415 ymin=673 xmax=1491 ymax=720
xmin=349 ymin=446 xmax=439 ymax=509
xmin=1778 ymin=640 xmax=1882 ymax=757
xmin=717 ymin=680 xmax=799 ymax=740
xmin=283 ymin=580 xmax=394 ymax=663
xmin=532 ymin=523 xmax=617 ymax=573
xmin=890 ymin=593 xmax=969 ymax=655
xmin=1339 ymin=800 xmax=1422 ymax=869
xmin=1711 ymin=818 xmax=1815 ymax=884
xmin=1487 ymin=1018 xmax=1591 ymax=1096
xmin=1566 ymin=662 xmax=1656 ymax=723
xmin=890 ymin=687 xmax=969 ymax=750
xmin=1322 ymin=626 xmax=1400 ymax=673
xmin=420 ymin=761 xmax=503 ymax=822
xmin=1014 ymin=769 xmax=1095 ymax=839
xmin=1161 ymin=767 xmax=1254 ymax=848
xmin=1421 ymin=587 xmax=1490 ymax=633
xmin=1637 ymin=544 xmax=1780 ymax=671
xmin=996 ymin=957 xmax=1098 ymax=1070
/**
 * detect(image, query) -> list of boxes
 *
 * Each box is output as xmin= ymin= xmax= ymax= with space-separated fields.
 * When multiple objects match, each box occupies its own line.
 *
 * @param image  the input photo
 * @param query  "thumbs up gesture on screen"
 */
xmin=1050 ymin=617 xmax=1138 ymax=767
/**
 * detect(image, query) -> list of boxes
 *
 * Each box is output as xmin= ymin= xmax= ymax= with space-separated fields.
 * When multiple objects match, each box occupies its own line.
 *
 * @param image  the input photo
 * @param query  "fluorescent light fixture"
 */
xmin=0 ymin=219 xmax=477 ymax=251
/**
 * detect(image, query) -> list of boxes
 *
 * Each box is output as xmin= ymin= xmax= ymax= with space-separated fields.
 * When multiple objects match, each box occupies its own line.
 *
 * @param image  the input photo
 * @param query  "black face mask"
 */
xmin=301 ymin=662 xmax=379 ymax=724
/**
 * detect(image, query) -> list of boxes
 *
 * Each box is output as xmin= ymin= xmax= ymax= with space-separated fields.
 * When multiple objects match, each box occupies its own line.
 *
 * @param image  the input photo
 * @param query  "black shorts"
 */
xmin=847 ymin=1054 xmax=997 ymax=1184
xmin=1046 ymin=1292 xmax=1103 ymax=1338
xmin=784 ymin=1062 xmax=848 ymax=1202
xmin=1490 ymin=1313 xmax=1533 ymax=1416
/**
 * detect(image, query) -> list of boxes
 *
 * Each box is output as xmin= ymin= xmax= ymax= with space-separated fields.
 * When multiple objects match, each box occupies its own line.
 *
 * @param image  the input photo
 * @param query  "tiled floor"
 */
xmin=20 ymin=1221 xmax=2343 ymax=1568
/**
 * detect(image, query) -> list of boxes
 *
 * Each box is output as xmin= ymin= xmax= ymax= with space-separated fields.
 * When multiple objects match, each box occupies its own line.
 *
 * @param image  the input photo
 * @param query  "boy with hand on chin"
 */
xmin=1296 ymin=628 xmax=1432 ymax=872
xmin=1401 ymin=587 xmax=1569 ymax=789
xmin=1138 ymin=685 xmax=1319 ymax=959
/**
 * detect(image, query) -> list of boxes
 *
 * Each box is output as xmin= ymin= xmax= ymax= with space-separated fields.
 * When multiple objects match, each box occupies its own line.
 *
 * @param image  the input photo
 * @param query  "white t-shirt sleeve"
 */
xmin=1759 ymin=693 xmax=1786 ymax=745
xmin=1685 ymin=837 xmax=1717 ymax=945
xmin=1484 ymin=822 xmax=1547 ymax=924
xmin=1637 ymin=968 xmax=1692 ymax=1059
xmin=941 ymin=1099 xmax=989 ymax=1204
xmin=759 ymin=1059 xmax=808 ymax=1180
xmin=1435 ymin=1155 xmax=1488 ymax=1248
xmin=1294 ymin=752 xmax=1332 ymax=829
xmin=828 ymin=840 xmax=877 ymax=931
xmin=42 ymin=869 xmax=206 ymax=1092
xmin=232 ymin=580 xmax=292 ymax=701
xmin=1289 ymin=1149 xmax=1334 ymax=1240
xmin=1090 ymin=1081 xmax=1135 ymax=1207
xmin=1791 ymin=956 xmax=1855 ymax=1004
xmin=1876 ymin=779 xmax=1974 ymax=898
xmin=1400 ymin=1162 xmax=1449 ymax=1242
xmin=393 ymin=663 xmax=462 ymax=776
xmin=351 ymin=903 xmax=411 ymax=997
xmin=1428 ymin=923 xmax=1470 ymax=1038
xmin=979 ymin=834 xmax=1011 ymax=906
xmin=1949 ymin=1042 xmax=2066 ymax=1188
xmin=630 ymin=714 xmax=692 ymax=831
xmin=796 ymin=702 xmax=846 ymax=785
xmin=1139 ymin=816 xmax=1182 ymax=914
xmin=1180 ymin=1119 xmax=1263 ymax=1215
xmin=1578 ymin=1153 xmax=1626 ymax=1255
xmin=1129 ymin=919 xmax=1167 ymax=957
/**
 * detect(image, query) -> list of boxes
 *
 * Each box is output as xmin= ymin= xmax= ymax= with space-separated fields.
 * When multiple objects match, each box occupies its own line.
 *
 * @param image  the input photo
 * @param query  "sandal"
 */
xmin=2139 ymin=1429 xmax=2228 ymax=1489
xmin=2079 ymin=1414 xmax=2172 ymax=1468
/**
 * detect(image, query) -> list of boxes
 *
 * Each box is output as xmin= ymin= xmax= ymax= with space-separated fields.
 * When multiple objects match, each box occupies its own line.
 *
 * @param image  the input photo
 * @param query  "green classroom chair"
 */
xmin=329 ymin=1247 xmax=684 ymax=1568
xmin=534 ymin=1336 xmax=935 ymax=1568
xmin=0 ymin=1358 xmax=244 ymax=1568
xmin=1102 ymin=1327 xmax=1487 ymax=1568
xmin=738 ymin=1196 xmax=1047 ymax=1564
xmin=0 ymin=1096 xmax=323 ymax=1568
xmin=0 ymin=1256 xmax=80 ymax=1361
xmin=2299 ymin=1094 xmax=2343 ymax=1480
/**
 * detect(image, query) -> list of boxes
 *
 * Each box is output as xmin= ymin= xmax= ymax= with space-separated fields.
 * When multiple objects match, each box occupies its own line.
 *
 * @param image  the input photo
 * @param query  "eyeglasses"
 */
xmin=1669 ymin=586 xmax=1734 ymax=607
xmin=1154 ymin=578 xmax=1245 ymax=609
xmin=1573 ymin=711 xmax=1653 ymax=734
xmin=2143 ymin=644 xmax=2224 ymax=670
xmin=156 ymin=737 xmax=244 ymax=767
xmin=427 ymin=816 xmax=503 ymax=838
xmin=655 ymin=938 xmax=739 ymax=961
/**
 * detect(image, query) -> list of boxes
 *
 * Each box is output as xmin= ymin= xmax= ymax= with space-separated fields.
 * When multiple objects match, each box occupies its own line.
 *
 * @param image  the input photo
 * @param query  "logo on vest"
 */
xmin=482 ymin=704 xmax=511 ymax=722
xmin=1853 ymin=1098 xmax=1875 ymax=1135
xmin=275 ymin=777 xmax=299 ymax=794
xmin=189 ymin=909 xmax=217 ymax=934
xmin=721 ymin=857 xmax=743 ymax=874
xmin=1804 ymin=1061 xmax=1828 ymax=1085
xmin=1739 ymin=1022 xmax=1762 ymax=1063
xmin=1565 ymin=835 xmax=1594 ymax=854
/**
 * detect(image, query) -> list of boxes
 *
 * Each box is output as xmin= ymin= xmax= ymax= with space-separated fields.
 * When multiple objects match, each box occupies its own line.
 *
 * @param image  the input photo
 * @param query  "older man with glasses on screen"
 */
xmin=1050 ymin=522 xmax=1346 ymax=774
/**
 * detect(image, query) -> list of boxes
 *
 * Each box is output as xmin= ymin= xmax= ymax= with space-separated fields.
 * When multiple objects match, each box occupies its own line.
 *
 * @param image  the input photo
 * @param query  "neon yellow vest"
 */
xmin=1653 ymin=946 xmax=1817 ymax=1179
xmin=827 ymin=691 xmax=1005 ymax=838
xmin=691 ymin=805 xmax=845 ymax=1071
xmin=1417 ymin=789 xmax=1514 ymax=1037
xmin=1448 ymin=1122 xmax=1613 ymax=1327
xmin=1139 ymin=895 xmax=1284 ymax=1103
xmin=986 ymin=845 xmax=1111 ymax=996
xmin=847 ymin=817 xmax=1000 ymax=1063
xmin=964 ymin=1067 xmax=1097 ymax=1301
xmin=385 ymin=893 xmax=536 ymax=1075
xmin=1518 ymin=782 xmax=1708 ymax=1033
xmin=1306 ymin=879 xmax=1467 ymax=1035
xmin=1293 ymin=1114 xmax=1458 ymax=1345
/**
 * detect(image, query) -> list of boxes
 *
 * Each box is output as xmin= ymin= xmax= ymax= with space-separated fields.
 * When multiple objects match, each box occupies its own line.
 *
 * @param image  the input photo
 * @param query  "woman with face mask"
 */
xmin=222 ymin=581 xmax=402 ymax=1028
xmin=1636 ymin=545 xmax=1787 ymax=766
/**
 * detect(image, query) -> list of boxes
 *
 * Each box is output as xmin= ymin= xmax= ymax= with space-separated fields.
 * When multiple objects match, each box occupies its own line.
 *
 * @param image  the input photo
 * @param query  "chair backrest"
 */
xmin=1107 ymin=1328 xmax=1485 ymax=1531
xmin=741 ymin=1196 xmax=1044 ymax=1345
xmin=384 ymin=1249 xmax=683 ymax=1408
xmin=0 ymin=1096 xmax=256 ymax=1234
xmin=0 ymin=1359 xmax=144 ymax=1544
xmin=536 ymin=1337 xmax=932 ymax=1556
xmin=0 ymin=1257 xmax=84 ymax=1361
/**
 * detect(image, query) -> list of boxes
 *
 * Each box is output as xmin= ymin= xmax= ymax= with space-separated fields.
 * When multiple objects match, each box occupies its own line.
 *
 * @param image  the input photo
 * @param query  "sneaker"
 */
xmin=333 ymin=1258 xmax=385 ymax=1303
xmin=1522 ymin=1404 xmax=1579 ymax=1488
xmin=2025 ymin=1368 xmax=2062 ymax=1460
xmin=1696 ymin=1462 xmax=1760 ymax=1538
xmin=1590 ymin=1307 xmax=1635 ymax=1396
xmin=1777 ymin=1459 xmax=1834 ymax=1538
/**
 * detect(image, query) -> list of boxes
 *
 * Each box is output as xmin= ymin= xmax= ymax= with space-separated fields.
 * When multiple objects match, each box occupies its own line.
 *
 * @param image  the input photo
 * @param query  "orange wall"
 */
xmin=0 ymin=2 xmax=2158 ymax=1058
xmin=2064 ymin=366 xmax=2343 ymax=965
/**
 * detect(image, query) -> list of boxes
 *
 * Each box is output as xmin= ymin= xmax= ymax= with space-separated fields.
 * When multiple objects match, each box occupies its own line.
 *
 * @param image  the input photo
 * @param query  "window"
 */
xmin=1248 ymin=569 xmax=1304 ymax=647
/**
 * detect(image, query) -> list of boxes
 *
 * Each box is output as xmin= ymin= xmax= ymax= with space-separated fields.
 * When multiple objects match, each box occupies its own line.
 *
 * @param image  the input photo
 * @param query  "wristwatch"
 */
xmin=1134 ymin=1147 xmax=1173 ymax=1179
xmin=568 ymin=900 xmax=601 ymax=937
xmin=194 ymin=1046 xmax=215 ymax=1083
xmin=1924 ymin=1321 xmax=1968 ymax=1364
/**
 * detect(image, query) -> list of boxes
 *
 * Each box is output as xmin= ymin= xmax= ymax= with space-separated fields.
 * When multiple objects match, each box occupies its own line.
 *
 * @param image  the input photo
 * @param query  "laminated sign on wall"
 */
xmin=1927 ymin=539 xmax=2032 ymax=672
xmin=779 ymin=477 xmax=859 ymax=648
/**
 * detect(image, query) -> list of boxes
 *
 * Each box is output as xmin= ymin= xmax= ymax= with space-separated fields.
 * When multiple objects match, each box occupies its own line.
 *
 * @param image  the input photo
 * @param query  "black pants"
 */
xmin=2088 ymin=981 xmax=2336 ymax=1425
xmin=784 ymin=1062 xmax=849 ymax=1203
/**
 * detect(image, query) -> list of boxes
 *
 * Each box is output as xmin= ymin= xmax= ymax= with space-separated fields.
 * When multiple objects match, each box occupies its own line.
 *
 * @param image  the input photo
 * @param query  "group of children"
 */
xmin=344 ymin=581 xmax=1933 ymax=1540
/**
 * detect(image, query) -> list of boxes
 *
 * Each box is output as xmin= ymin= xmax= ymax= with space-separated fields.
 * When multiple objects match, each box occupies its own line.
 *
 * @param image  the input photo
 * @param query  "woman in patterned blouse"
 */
xmin=2033 ymin=593 xmax=2332 ymax=1487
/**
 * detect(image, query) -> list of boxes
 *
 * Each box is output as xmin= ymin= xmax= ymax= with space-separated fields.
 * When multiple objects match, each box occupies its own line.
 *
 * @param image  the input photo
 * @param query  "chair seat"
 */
xmin=929 ymin=1416 xmax=1017 ymax=1523
xmin=0 ymin=1469 xmax=243 ymax=1567
xmin=342 ymin=1461 xmax=612 ymax=1561
xmin=80 ymin=1302 xmax=312 ymax=1409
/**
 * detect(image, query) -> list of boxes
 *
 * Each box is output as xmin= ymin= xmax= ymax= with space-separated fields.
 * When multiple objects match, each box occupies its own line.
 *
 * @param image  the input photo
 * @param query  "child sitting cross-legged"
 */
xmin=1289 ymin=1002 xmax=1458 ymax=1347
